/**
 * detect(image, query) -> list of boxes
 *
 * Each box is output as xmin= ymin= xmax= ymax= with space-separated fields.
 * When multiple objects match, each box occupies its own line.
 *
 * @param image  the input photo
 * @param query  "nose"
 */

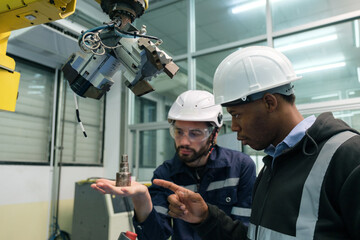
xmin=178 ymin=132 xmax=191 ymax=145
xmin=231 ymin=119 xmax=241 ymax=132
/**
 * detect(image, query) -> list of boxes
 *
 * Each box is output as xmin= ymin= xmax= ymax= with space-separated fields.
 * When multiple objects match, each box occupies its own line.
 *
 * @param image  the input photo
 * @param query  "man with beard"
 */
xmin=92 ymin=90 xmax=256 ymax=240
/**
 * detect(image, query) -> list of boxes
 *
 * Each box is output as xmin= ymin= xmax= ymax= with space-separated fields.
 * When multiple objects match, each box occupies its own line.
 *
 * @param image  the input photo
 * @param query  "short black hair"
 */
xmin=222 ymin=93 xmax=296 ymax=107
xmin=278 ymin=93 xmax=296 ymax=104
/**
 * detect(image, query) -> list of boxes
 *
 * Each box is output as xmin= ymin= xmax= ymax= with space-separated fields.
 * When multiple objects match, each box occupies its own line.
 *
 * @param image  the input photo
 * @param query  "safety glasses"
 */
xmin=169 ymin=125 xmax=213 ymax=142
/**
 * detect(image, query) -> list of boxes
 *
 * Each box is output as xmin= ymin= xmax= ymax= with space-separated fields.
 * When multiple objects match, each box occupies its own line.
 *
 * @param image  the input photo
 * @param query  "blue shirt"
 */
xmin=265 ymin=115 xmax=316 ymax=163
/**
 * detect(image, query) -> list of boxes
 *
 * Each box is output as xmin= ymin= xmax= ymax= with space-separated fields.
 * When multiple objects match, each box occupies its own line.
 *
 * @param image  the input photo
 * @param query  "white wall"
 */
xmin=0 ymin=165 xmax=104 ymax=239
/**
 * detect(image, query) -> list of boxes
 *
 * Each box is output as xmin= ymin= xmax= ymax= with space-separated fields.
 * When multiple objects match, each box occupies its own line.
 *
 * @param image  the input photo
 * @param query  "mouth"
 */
xmin=179 ymin=147 xmax=194 ymax=155
xmin=237 ymin=136 xmax=248 ymax=144
xmin=237 ymin=135 xmax=246 ymax=141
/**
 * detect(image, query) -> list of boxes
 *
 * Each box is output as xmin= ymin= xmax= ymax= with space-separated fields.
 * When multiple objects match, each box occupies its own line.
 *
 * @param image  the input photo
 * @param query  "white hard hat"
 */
xmin=213 ymin=46 xmax=302 ymax=106
xmin=168 ymin=90 xmax=223 ymax=127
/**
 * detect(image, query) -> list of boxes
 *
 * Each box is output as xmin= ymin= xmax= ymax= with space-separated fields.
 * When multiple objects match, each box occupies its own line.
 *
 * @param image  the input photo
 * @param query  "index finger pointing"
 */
xmin=153 ymin=179 xmax=188 ymax=193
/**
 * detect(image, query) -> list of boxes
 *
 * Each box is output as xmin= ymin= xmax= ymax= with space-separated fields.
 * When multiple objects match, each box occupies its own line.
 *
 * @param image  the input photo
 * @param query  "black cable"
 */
xmin=116 ymin=29 xmax=161 ymax=41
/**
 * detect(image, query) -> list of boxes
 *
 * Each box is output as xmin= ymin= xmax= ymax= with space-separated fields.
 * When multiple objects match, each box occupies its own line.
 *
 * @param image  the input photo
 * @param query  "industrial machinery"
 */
xmin=62 ymin=0 xmax=179 ymax=99
xmin=72 ymin=181 xmax=135 ymax=240
xmin=1 ymin=0 xmax=179 ymax=111
xmin=0 ymin=0 xmax=76 ymax=112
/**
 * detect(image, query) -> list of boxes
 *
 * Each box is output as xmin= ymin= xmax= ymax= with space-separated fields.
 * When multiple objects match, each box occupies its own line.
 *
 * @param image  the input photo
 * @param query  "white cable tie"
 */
xmin=73 ymin=93 xmax=79 ymax=109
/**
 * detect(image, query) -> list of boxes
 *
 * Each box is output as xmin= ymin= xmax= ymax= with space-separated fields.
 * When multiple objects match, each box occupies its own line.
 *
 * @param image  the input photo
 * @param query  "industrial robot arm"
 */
xmin=0 ymin=0 xmax=178 ymax=112
xmin=62 ymin=0 xmax=179 ymax=99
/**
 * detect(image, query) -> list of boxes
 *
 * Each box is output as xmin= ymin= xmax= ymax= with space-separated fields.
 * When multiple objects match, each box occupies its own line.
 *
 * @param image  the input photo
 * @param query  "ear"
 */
xmin=262 ymin=93 xmax=278 ymax=112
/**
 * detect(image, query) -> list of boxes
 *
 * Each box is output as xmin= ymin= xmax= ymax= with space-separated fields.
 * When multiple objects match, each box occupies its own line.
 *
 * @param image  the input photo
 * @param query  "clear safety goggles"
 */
xmin=169 ymin=125 xmax=214 ymax=142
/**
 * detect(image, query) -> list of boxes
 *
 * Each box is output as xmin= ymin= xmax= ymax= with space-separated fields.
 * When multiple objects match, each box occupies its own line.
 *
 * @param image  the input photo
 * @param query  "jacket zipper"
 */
xmin=195 ymin=169 xmax=200 ymax=192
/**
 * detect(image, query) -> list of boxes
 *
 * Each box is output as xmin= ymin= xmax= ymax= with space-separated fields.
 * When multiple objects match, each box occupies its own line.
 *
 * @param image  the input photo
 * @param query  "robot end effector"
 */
xmin=62 ymin=0 xmax=179 ymax=99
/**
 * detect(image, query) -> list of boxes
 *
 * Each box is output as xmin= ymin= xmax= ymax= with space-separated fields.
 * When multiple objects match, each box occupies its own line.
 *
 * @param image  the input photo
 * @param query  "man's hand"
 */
xmin=153 ymin=179 xmax=209 ymax=224
xmin=91 ymin=178 xmax=148 ymax=196
xmin=91 ymin=178 xmax=152 ymax=223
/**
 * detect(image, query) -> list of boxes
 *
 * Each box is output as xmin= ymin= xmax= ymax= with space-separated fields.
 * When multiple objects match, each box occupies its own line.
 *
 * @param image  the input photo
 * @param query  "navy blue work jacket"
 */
xmin=133 ymin=145 xmax=256 ymax=240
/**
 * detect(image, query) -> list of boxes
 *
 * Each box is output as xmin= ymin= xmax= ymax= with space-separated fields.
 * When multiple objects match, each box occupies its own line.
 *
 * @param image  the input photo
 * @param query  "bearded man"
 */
xmin=92 ymin=90 xmax=256 ymax=240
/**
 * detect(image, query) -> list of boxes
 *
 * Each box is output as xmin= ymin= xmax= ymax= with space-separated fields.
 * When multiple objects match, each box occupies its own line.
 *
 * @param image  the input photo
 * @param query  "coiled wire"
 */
xmin=78 ymin=23 xmax=162 ymax=56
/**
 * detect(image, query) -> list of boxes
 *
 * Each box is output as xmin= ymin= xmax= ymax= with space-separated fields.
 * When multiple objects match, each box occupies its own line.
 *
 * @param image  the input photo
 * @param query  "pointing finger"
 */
xmin=153 ymin=179 xmax=188 ymax=193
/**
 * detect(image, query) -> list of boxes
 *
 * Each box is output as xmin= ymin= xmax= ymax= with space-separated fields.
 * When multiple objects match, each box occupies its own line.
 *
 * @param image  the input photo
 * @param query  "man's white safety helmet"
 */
xmin=168 ymin=90 xmax=223 ymax=128
xmin=213 ymin=46 xmax=302 ymax=106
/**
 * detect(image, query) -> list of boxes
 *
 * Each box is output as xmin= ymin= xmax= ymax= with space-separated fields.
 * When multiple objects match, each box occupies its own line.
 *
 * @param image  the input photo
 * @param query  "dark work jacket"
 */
xmin=133 ymin=145 xmax=256 ymax=240
xmin=193 ymin=112 xmax=360 ymax=240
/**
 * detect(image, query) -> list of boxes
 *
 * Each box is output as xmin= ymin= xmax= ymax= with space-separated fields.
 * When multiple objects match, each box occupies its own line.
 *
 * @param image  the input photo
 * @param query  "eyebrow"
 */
xmin=227 ymin=110 xmax=236 ymax=115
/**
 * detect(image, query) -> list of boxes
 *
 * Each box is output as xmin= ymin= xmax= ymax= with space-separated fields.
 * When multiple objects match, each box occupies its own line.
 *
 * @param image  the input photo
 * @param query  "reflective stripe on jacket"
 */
xmin=248 ymin=130 xmax=357 ymax=239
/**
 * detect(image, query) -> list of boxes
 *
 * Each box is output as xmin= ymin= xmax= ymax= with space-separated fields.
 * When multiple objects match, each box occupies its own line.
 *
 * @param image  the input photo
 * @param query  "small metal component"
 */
xmin=116 ymin=154 xmax=131 ymax=186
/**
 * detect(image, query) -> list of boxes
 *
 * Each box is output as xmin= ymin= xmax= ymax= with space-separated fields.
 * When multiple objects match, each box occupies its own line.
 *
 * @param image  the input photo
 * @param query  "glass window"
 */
xmin=274 ymin=20 xmax=360 ymax=104
xmin=133 ymin=60 xmax=188 ymax=123
xmin=132 ymin=128 xmax=175 ymax=181
xmin=0 ymin=57 xmax=54 ymax=163
xmin=272 ymin=0 xmax=360 ymax=32
xmin=59 ymin=81 xmax=104 ymax=164
xmin=303 ymin=110 xmax=360 ymax=132
xmin=195 ymin=0 xmax=266 ymax=50
xmin=196 ymin=49 xmax=236 ymax=92
xmin=134 ymin=0 xmax=188 ymax=56
xmin=151 ymin=60 xmax=188 ymax=100
xmin=139 ymin=130 xmax=157 ymax=168
xmin=196 ymin=43 xmax=267 ymax=91
xmin=134 ymin=97 xmax=157 ymax=124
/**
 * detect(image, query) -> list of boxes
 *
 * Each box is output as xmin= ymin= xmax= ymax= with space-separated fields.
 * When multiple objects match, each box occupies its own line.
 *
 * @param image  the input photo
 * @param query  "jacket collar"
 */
xmin=262 ymin=112 xmax=359 ymax=169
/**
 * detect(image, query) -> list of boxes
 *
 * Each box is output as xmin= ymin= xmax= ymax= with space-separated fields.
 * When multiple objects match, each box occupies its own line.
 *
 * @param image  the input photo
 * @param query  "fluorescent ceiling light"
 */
xmin=276 ymin=34 xmax=338 ymax=52
xmin=311 ymin=93 xmax=339 ymax=100
xmin=27 ymin=91 xmax=42 ymax=95
xmin=232 ymin=0 xmax=283 ymax=14
xmin=232 ymin=1 xmax=265 ymax=14
xmin=295 ymin=62 xmax=346 ymax=74
xmin=354 ymin=20 xmax=360 ymax=48
xmin=29 ymin=85 xmax=45 ymax=89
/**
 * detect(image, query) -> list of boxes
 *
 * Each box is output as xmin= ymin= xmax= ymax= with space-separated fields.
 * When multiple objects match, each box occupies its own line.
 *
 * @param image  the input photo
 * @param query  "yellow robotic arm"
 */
xmin=0 ymin=32 xmax=20 ymax=112
xmin=0 ymin=0 xmax=76 ymax=112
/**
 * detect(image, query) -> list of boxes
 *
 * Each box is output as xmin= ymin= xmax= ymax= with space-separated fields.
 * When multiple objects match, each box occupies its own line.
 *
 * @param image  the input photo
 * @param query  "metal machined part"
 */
xmin=116 ymin=154 xmax=131 ymax=187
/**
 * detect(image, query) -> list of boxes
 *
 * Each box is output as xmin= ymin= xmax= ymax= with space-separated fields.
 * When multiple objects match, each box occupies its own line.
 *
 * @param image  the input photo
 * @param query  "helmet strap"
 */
xmin=207 ymin=127 xmax=219 ymax=155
